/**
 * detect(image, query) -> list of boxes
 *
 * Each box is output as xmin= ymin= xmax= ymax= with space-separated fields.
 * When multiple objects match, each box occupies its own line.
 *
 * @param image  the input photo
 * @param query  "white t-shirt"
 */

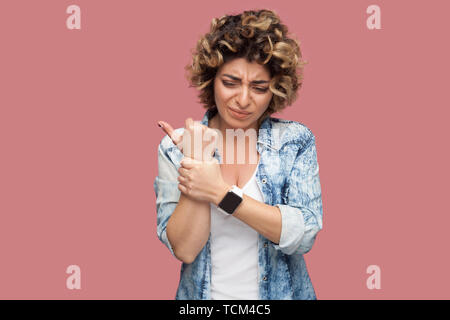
xmin=210 ymin=166 xmax=263 ymax=300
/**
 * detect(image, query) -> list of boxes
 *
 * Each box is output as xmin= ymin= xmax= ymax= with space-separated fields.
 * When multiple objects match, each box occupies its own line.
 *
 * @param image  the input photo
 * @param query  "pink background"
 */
xmin=1 ymin=0 xmax=449 ymax=299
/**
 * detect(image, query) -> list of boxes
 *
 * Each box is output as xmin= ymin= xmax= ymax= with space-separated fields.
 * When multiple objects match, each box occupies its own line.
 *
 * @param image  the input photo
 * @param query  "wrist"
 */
xmin=212 ymin=181 xmax=231 ymax=206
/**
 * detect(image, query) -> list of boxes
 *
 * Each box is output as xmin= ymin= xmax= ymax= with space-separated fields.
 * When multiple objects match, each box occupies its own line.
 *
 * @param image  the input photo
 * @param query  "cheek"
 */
xmin=215 ymin=90 xmax=236 ymax=112
xmin=256 ymin=94 xmax=272 ymax=111
xmin=214 ymin=82 xmax=223 ymax=103
xmin=215 ymin=85 xmax=232 ymax=102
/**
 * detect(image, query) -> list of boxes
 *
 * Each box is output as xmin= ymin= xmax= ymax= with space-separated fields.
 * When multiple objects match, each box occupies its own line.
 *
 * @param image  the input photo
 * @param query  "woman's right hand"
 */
xmin=158 ymin=118 xmax=217 ymax=161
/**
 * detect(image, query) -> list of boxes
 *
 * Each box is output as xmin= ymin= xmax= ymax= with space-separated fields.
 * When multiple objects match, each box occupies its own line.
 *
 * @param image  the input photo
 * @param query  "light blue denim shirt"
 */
xmin=154 ymin=107 xmax=323 ymax=300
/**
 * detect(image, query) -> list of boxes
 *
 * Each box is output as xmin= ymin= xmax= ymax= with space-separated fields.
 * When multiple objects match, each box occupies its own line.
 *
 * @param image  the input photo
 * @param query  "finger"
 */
xmin=158 ymin=121 xmax=182 ymax=146
xmin=175 ymin=141 xmax=184 ymax=152
xmin=177 ymin=177 xmax=193 ymax=194
xmin=177 ymin=175 xmax=188 ymax=184
xmin=185 ymin=118 xmax=194 ymax=131
xmin=200 ymin=123 xmax=210 ymax=134
xmin=204 ymin=128 xmax=217 ymax=143
xmin=193 ymin=120 xmax=204 ymax=129
xmin=178 ymin=183 xmax=188 ymax=195
xmin=180 ymin=157 xmax=198 ymax=169
xmin=194 ymin=121 xmax=210 ymax=134
xmin=178 ymin=167 xmax=190 ymax=178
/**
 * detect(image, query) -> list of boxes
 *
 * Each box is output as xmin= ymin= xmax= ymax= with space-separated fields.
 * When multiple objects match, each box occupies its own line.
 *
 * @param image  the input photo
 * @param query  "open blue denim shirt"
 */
xmin=154 ymin=107 xmax=323 ymax=300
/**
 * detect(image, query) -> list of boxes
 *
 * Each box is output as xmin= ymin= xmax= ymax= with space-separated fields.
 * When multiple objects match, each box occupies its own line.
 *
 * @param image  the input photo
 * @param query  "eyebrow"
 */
xmin=222 ymin=73 xmax=270 ymax=84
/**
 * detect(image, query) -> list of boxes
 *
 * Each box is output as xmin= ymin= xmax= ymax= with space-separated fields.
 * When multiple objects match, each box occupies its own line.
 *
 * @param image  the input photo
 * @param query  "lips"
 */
xmin=228 ymin=106 xmax=251 ymax=119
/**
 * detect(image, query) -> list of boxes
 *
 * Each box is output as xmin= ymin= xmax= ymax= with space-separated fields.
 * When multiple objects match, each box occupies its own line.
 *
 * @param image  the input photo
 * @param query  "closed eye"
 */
xmin=222 ymin=81 xmax=268 ymax=93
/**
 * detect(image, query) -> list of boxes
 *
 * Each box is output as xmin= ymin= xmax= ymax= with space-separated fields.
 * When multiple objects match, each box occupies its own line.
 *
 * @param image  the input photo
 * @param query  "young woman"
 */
xmin=154 ymin=9 xmax=323 ymax=300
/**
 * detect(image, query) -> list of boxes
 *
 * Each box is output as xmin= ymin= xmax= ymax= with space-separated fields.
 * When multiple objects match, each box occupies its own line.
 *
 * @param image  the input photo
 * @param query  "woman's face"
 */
xmin=213 ymin=57 xmax=273 ymax=129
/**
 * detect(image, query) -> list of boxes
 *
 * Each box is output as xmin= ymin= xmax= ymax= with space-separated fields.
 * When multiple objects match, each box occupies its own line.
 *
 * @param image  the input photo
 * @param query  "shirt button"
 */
xmin=263 ymin=276 xmax=268 ymax=281
xmin=261 ymin=178 xmax=267 ymax=184
xmin=264 ymin=242 xmax=268 ymax=248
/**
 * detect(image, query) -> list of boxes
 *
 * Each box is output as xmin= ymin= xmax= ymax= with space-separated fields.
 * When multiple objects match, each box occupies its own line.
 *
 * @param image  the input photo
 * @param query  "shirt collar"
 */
xmin=200 ymin=106 xmax=280 ymax=152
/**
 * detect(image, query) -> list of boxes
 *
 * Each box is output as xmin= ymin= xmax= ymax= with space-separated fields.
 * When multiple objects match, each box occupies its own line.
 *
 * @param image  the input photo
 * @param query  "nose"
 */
xmin=236 ymin=85 xmax=251 ymax=109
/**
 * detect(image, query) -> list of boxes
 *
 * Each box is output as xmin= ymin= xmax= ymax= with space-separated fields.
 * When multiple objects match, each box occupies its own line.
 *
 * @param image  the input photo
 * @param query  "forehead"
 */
xmin=218 ymin=58 xmax=270 ymax=79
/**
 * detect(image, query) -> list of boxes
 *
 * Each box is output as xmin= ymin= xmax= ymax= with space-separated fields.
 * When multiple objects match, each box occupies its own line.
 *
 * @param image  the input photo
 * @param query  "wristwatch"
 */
xmin=217 ymin=185 xmax=243 ymax=215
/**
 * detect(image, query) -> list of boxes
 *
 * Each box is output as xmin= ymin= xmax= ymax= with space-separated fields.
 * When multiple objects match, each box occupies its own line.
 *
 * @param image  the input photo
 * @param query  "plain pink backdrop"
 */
xmin=1 ymin=0 xmax=449 ymax=299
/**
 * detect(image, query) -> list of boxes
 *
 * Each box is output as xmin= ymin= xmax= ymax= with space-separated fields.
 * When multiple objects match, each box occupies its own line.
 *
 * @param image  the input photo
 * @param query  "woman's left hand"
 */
xmin=177 ymin=157 xmax=230 ymax=204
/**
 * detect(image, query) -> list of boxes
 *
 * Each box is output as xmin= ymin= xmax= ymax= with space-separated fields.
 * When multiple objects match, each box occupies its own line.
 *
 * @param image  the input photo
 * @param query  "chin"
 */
xmin=227 ymin=116 xmax=256 ymax=129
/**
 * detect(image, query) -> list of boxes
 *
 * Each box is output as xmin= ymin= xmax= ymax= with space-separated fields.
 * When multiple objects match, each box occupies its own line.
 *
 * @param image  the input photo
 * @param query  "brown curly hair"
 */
xmin=184 ymin=9 xmax=308 ymax=125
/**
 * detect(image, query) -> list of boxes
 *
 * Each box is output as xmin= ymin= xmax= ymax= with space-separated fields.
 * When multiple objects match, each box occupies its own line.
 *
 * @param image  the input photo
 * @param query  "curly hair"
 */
xmin=184 ymin=9 xmax=308 ymax=125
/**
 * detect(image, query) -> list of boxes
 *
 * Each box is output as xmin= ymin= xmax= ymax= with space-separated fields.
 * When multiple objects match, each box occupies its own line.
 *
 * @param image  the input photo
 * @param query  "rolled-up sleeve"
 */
xmin=272 ymin=134 xmax=323 ymax=255
xmin=153 ymin=139 xmax=181 ymax=257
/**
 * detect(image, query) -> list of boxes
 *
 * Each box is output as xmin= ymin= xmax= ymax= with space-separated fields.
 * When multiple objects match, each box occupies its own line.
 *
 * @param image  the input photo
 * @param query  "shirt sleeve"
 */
xmin=272 ymin=133 xmax=323 ymax=255
xmin=153 ymin=139 xmax=181 ymax=258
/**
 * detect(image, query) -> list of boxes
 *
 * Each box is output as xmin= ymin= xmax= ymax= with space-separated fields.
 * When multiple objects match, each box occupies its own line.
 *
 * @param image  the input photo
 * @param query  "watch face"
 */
xmin=218 ymin=191 xmax=243 ymax=214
